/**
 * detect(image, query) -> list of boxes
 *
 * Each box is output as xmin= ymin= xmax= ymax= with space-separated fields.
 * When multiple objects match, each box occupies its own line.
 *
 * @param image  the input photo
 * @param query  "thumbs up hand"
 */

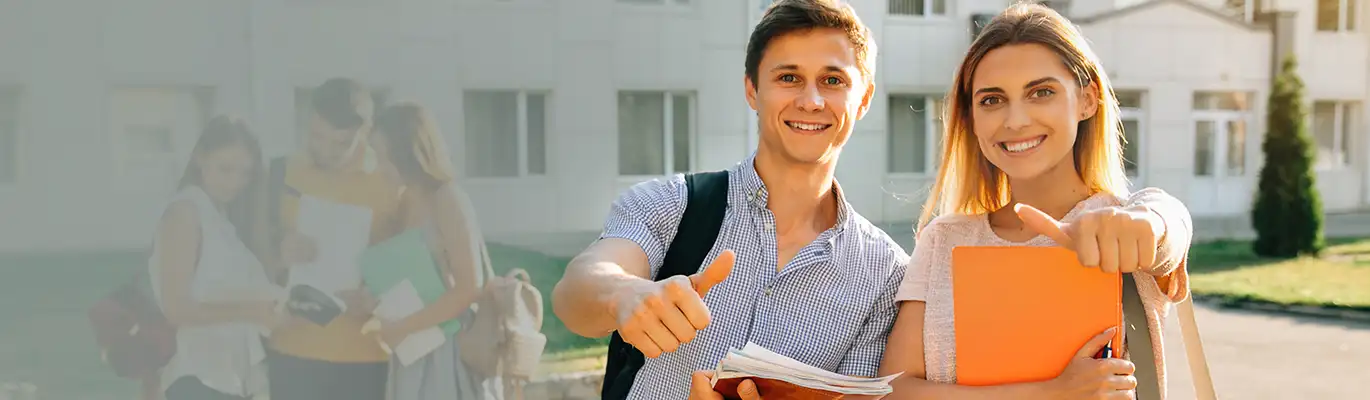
xmin=612 ymin=250 xmax=736 ymax=358
xmin=1014 ymin=203 xmax=1165 ymax=274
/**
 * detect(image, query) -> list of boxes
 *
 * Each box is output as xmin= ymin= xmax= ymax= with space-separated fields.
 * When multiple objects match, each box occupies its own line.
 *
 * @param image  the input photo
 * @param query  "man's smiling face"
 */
xmin=746 ymin=27 xmax=874 ymax=166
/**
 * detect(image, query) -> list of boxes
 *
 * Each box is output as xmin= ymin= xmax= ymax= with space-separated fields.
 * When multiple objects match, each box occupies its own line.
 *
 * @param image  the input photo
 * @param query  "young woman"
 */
xmin=149 ymin=115 xmax=287 ymax=400
xmin=879 ymin=4 xmax=1192 ymax=400
xmin=358 ymin=101 xmax=501 ymax=400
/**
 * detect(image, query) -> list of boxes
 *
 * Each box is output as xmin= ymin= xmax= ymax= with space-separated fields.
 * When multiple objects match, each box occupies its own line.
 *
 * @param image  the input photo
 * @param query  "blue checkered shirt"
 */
xmin=599 ymin=153 xmax=910 ymax=400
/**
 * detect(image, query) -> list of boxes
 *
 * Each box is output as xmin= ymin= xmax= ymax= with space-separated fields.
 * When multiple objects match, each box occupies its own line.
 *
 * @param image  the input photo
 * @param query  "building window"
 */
xmin=1037 ymin=0 xmax=1071 ymax=16
xmin=1318 ymin=0 xmax=1359 ymax=32
xmin=618 ymin=91 xmax=694 ymax=176
xmin=294 ymin=86 xmax=388 ymax=148
xmin=1116 ymin=90 xmax=1145 ymax=178
xmin=887 ymin=94 xmax=943 ymax=174
xmin=889 ymin=0 xmax=947 ymax=17
xmin=463 ymin=90 xmax=548 ymax=178
xmin=1192 ymin=91 xmax=1253 ymax=178
xmin=1313 ymin=100 xmax=1359 ymax=170
xmin=0 ymin=87 xmax=19 ymax=184
xmin=110 ymin=86 xmax=215 ymax=170
xmin=1224 ymin=0 xmax=1269 ymax=22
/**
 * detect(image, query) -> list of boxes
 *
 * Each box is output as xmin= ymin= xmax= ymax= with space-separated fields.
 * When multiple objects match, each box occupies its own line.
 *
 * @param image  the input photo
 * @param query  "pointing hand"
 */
xmin=1015 ymin=204 xmax=1165 ymax=274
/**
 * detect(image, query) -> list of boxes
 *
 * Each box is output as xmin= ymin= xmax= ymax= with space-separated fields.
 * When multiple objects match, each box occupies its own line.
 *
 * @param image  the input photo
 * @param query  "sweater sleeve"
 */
xmin=1125 ymin=187 xmax=1192 ymax=302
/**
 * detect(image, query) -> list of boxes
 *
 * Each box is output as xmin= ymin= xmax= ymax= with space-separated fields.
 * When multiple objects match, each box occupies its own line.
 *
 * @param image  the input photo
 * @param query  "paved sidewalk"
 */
xmin=1162 ymin=302 xmax=1370 ymax=399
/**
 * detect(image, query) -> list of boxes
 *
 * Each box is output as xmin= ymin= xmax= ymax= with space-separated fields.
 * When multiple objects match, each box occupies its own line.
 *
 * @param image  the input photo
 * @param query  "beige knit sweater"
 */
xmin=895 ymin=188 xmax=1193 ymax=399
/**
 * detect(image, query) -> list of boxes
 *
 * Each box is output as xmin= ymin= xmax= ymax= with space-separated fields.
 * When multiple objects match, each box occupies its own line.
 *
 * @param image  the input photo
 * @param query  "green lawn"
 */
xmin=1188 ymin=237 xmax=1370 ymax=309
xmin=0 ymin=244 xmax=606 ymax=399
xmin=25 ymin=235 xmax=1367 ymax=398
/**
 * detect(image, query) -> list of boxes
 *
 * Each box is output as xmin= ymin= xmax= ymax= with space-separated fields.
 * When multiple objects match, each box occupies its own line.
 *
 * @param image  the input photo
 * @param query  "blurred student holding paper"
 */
xmin=552 ymin=1 xmax=907 ymax=399
xmin=877 ymin=4 xmax=1193 ymax=400
xmin=149 ymin=116 xmax=287 ymax=400
xmin=266 ymin=77 xmax=405 ymax=400
xmin=358 ymin=101 xmax=498 ymax=399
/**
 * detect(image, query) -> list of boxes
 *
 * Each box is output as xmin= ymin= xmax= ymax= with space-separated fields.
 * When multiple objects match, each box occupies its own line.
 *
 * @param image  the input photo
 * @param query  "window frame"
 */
xmin=1116 ymin=90 xmax=1147 ymax=181
xmin=616 ymin=90 xmax=697 ymax=178
xmin=461 ymin=89 xmax=552 ymax=180
xmin=886 ymin=93 xmax=944 ymax=177
xmin=1317 ymin=0 xmax=1360 ymax=32
xmin=1190 ymin=91 xmax=1256 ymax=179
xmin=109 ymin=85 xmax=215 ymax=176
xmin=887 ymin=0 xmax=952 ymax=20
xmin=1311 ymin=100 xmax=1359 ymax=171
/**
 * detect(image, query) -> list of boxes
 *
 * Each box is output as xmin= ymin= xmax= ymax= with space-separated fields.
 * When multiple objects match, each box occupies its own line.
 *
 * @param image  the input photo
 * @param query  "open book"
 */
xmin=710 ymin=343 xmax=901 ymax=399
xmin=284 ymin=284 xmax=345 ymax=326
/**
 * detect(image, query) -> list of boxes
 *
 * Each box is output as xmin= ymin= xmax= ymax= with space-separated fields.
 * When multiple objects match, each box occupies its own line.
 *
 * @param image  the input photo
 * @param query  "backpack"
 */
xmin=443 ymin=184 xmax=548 ymax=396
xmin=87 ymin=266 xmax=177 ymax=380
xmin=88 ymin=225 xmax=201 ymax=380
xmin=600 ymin=171 xmax=730 ymax=400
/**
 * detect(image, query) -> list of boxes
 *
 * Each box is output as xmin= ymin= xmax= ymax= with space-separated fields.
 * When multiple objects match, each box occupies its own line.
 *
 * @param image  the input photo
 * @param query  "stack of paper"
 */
xmin=287 ymin=194 xmax=374 ymax=303
xmin=710 ymin=343 xmax=901 ymax=399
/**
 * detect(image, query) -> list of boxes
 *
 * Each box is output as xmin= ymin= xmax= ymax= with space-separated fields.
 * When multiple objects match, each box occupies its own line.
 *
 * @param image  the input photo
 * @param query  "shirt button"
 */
xmin=764 ymin=287 xmax=772 ymax=296
xmin=764 ymin=223 xmax=774 ymax=230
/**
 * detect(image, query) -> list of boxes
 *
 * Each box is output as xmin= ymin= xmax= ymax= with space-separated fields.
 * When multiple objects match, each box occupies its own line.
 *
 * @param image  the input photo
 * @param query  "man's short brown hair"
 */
xmin=311 ymin=77 xmax=373 ymax=131
xmin=744 ymin=0 xmax=877 ymax=87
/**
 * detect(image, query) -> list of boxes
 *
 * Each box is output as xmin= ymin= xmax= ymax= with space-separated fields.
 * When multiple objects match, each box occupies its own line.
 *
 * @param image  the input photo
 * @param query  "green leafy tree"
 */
xmin=1252 ymin=56 xmax=1325 ymax=257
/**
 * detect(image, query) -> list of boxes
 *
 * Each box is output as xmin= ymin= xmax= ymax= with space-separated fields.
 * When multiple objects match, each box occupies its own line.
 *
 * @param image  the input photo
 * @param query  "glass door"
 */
xmin=1189 ymin=114 xmax=1251 ymax=216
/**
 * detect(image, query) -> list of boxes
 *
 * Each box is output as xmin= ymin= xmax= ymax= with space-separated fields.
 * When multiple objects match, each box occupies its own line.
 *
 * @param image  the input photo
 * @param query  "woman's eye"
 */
xmin=1031 ymin=88 xmax=1056 ymax=98
xmin=824 ymin=77 xmax=843 ymax=85
xmin=978 ymin=96 xmax=1003 ymax=106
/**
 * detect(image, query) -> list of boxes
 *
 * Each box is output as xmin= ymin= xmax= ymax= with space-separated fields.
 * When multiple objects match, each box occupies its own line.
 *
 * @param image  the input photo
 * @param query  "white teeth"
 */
xmin=787 ymin=122 xmax=829 ymax=131
xmin=1003 ymin=137 xmax=1044 ymax=153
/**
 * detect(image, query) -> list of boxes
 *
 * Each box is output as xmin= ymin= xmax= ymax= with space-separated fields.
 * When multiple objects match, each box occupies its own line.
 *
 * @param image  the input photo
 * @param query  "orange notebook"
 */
xmin=951 ymin=246 xmax=1122 ymax=386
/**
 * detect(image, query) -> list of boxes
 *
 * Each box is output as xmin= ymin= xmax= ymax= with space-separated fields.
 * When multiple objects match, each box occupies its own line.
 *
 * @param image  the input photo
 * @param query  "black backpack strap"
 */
xmin=601 ymin=170 xmax=731 ymax=400
xmin=1122 ymin=274 xmax=1159 ymax=400
xmin=660 ymin=171 xmax=732 ymax=278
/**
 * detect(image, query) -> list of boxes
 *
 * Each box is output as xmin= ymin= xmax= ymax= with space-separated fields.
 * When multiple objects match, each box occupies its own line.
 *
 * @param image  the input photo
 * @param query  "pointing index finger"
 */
xmin=1014 ymin=203 xmax=1074 ymax=248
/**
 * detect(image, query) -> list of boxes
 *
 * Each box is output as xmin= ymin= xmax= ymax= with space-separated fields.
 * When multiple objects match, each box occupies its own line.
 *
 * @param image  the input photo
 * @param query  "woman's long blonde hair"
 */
xmin=374 ymin=101 xmax=456 ymax=190
xmin=916 ymin=3 xmax=1128 ymax=233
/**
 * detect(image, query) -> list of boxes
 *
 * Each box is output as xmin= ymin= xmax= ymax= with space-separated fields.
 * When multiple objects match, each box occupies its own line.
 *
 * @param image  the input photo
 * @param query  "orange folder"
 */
xmin=952 ymin=246 xmax=1122 ymax=386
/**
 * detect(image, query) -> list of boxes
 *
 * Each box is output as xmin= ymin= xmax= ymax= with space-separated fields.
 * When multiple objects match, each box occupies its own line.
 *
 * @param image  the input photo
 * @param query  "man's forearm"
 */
xmin=553 ymin=257 xmax=651 ymax=338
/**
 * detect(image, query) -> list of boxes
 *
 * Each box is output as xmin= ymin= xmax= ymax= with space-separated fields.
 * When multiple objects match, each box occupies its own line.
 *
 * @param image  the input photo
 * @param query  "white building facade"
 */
xmin=0 ymin=0 xmax=1365 ymax=253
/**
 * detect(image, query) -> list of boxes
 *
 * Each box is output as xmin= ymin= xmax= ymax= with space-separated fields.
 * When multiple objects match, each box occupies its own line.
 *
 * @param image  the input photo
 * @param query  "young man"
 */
xmin=551 ymin=1 xmax=907 ymax=399
xmin=266 ymin=77 xmax=404 ymax=400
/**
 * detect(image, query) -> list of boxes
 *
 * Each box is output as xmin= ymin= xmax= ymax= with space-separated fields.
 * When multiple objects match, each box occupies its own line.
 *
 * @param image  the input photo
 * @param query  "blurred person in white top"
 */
xmin=148 ymin=115 xmax=291 ymax=400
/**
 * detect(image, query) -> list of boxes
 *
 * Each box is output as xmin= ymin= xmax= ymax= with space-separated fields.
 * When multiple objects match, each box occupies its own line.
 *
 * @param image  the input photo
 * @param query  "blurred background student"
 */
xmin=149 ymin=115 xmax=287 ymax=400
xmin=266 ymin=77 xmax=403 ymax=400
xmin=361 ymin=101 xmax=501 ymax=400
